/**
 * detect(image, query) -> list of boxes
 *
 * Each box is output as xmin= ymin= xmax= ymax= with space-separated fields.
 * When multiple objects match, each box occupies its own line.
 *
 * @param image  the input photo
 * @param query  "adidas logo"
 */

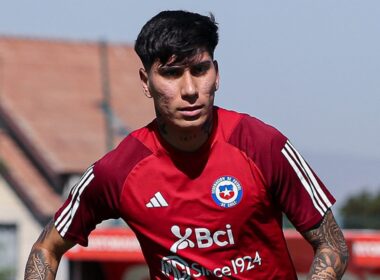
xmin=146 ymin=192 xmax=168 ymax=208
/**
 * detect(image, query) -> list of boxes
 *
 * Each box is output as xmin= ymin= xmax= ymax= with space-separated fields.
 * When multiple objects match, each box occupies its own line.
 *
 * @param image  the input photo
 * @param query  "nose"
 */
xmin=180 ymin=71 xmax=198 ymax=101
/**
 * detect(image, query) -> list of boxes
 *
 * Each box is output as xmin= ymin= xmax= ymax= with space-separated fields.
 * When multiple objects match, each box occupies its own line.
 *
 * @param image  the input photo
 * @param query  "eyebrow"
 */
xmin=159 ymin=60 xmax=212 ymax=71
xmin=191 ymin=60 xmax=212 ymax=68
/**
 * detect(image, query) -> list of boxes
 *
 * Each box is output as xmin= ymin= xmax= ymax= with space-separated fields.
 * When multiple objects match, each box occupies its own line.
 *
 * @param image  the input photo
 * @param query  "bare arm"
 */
xmin=301 ymin=210 xmax=349 ymax=280
xmin=24 ymin=220 xmax=75 ymax=280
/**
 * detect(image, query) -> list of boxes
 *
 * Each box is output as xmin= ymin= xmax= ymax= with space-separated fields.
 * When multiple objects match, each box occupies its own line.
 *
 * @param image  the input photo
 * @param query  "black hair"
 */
xmin=135 ymin=10 xmax=219 ymax=70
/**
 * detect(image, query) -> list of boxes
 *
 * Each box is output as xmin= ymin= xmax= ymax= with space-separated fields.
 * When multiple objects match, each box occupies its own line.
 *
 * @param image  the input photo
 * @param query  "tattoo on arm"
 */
xmin=24 ymin=221 xmax=58 ymax=280
xmin=302 ymin=210 xmax=349 ymax=280
xmin=25 ymin=249 xmax=57 ymax=280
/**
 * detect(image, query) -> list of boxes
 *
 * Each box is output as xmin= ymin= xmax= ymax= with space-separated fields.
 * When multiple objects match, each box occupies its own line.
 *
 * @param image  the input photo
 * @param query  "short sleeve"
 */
xmin=227 ymin=113 xmax=336 ymax=232
xmin=54 ymin=162 xmax=120 ymax=246
xmin=271 ymin=138 xmax=336 ymax=232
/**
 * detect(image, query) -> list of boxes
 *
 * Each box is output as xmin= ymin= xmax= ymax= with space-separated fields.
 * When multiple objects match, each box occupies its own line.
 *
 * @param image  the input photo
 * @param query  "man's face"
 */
xmin=140 ymin=51 xmax=219 ymax=132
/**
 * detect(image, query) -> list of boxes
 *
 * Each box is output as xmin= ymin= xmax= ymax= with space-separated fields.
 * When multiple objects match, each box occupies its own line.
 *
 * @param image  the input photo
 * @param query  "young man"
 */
xmin=25 ymin=10 xmax=348 ymax=279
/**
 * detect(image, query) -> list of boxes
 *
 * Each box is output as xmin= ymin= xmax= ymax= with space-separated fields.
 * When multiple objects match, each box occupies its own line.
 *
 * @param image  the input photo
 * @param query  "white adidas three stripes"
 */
xmin=281 ymin=141 xmax=332 ymax=216
xmin=55 ymin=165 xmax=95 ymax=237
xmin=146 ymin=192 xmax=169 ymax=208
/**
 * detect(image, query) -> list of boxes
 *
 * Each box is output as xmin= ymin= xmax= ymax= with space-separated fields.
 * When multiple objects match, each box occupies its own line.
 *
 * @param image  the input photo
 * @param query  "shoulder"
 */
xmin=217 ymin=107 xmax=287 ymax=157
xmin=217 ymin=107 xmax=289 ymax=187
xmin=94 ymin=126 xmax=154 ymax=185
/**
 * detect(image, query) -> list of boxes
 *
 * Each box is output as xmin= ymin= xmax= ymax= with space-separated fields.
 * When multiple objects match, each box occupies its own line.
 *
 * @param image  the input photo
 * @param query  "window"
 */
xmin=0 ymin=224 xmax=17 ymax=280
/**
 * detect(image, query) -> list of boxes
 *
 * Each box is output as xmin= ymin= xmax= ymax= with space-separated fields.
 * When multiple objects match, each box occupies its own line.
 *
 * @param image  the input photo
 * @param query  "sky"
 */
xmin=0 ymin=1 xmax=379 ymax=161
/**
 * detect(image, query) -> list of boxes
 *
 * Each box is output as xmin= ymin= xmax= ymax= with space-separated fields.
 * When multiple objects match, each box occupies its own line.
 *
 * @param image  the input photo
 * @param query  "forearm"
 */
xmin=308 ymin=247 xmax=347 ymax=279
xmin=24 ymin=245 xmax=60 ymax=280
xmin=24 ymin=220 xmax=73 ymax=280
xmin=303 ymin=210 xmax=349 ymax=280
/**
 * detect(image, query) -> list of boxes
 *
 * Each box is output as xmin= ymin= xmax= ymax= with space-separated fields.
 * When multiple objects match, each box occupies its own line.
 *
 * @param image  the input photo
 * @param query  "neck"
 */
xmin=157 ymin=116 xmax=213 ymax=152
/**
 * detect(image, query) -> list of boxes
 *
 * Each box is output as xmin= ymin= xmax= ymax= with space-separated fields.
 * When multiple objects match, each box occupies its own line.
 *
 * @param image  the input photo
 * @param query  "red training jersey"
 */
xmin=54 ymin=107 xmax=335 ymax=279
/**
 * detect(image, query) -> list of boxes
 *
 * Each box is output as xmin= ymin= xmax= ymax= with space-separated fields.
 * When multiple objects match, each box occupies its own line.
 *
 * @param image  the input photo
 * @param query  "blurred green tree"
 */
xmin=340 ymin=189 xmax=380 ymax=229
xmin=0 ymin=268 xmax=14 ymax=280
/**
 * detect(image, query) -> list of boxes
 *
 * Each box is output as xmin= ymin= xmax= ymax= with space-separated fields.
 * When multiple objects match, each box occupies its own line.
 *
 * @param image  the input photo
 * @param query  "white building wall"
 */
xmin=0 ymin=177 xmax=67 ymax=280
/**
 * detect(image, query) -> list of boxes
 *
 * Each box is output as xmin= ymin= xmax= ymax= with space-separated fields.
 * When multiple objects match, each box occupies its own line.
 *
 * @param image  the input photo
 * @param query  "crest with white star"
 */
xmin=211 ymin=176 xmax=243 ymax=208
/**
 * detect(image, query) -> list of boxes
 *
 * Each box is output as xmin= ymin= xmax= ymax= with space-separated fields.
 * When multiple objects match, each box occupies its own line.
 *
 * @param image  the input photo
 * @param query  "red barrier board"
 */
xmin=64 ymin=228 xmax=380 ymax=275
xmin=346 ymin=231 xmax=380 ymax=269
xmin=64 ymin=228 xmax=144 ymax=262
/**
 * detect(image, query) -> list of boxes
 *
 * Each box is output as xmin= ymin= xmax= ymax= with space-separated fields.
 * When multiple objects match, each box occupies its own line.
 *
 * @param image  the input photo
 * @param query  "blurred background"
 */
xmin=0 ymin=1 xmax=379 ymax=279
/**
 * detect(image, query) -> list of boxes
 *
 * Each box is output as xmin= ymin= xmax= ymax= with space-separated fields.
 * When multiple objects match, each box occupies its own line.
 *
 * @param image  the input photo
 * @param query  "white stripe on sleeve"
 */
xmin=281 ymin=147 xmax=325 ymax=216
xmin=286 ymin=141 xmax=332 ymax=209
xmin=55 ymin=166 xmax=95 ymax=236
xmin=55 ymin=166 xmax=94 ymax=228
xmin=284 ymin=143 xmax=328 ymax=213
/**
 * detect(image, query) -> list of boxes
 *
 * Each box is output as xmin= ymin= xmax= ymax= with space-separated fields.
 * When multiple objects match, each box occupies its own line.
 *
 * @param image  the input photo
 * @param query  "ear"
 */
xmin=139 ymin=68 xmax=152 ymax=98
xmin=213 ymin=60 xmax=220 ymax=91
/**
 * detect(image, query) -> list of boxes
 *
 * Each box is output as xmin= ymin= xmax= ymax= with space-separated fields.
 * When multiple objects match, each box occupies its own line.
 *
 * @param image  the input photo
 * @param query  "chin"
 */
xmin=169 ymin=108 xmax=213 ymax=131
xmin=174 ymin=117 xmax=207 ymax=130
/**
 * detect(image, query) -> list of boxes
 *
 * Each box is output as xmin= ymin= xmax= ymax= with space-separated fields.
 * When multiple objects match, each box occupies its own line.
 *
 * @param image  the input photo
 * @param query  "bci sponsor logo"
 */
xmin=170 ymin=224 xmax=235 ymax=253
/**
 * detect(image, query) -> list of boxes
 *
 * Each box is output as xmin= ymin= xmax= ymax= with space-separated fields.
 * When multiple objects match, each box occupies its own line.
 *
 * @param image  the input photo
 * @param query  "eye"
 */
xmin=159 ymin=68 xmax=183 ymax=78
xmin=190 ymin=63 xmax=211 ymax=76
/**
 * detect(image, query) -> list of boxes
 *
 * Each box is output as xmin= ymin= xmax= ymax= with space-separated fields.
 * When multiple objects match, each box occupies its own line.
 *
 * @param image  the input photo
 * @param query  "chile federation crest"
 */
xmin=211 ymin=176 xmax=243 ymax=208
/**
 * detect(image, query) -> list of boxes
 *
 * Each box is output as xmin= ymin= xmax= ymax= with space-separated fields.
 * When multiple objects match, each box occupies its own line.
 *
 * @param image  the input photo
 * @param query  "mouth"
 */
xmin=178 ymin=105 xmax=204 ymax=118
